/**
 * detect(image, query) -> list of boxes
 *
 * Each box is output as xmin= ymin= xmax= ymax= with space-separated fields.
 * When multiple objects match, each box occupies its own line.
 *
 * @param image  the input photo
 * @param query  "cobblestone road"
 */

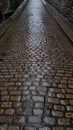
xmin=0 ymin=0 xmax=73 ymax=129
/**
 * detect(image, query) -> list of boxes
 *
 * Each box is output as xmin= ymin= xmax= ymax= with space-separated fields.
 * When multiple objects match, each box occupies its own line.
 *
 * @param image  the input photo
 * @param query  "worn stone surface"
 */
xmin=0 ymin=0 xmax=73 ymax=129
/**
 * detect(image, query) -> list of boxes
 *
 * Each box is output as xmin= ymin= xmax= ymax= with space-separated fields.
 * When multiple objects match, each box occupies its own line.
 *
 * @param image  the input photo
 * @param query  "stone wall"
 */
xmin=46 ymin=0 xmax=73 ymax=23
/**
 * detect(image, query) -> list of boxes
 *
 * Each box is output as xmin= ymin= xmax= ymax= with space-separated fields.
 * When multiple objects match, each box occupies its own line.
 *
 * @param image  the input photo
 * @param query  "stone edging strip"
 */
xmin=42 ymin=0 xmax=73 ymax=43
xmin=0 ymin=0 xmax=28 ymax=39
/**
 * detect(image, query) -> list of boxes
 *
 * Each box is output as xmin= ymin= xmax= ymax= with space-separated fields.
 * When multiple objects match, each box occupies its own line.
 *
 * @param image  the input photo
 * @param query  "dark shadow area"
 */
xmin=4 ymin=10 xmax=14 ymax=19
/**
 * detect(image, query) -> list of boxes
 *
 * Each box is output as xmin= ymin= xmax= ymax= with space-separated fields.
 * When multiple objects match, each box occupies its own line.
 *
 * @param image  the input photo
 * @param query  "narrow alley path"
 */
xmin=0 ymin=0 xmax=73 ymax=129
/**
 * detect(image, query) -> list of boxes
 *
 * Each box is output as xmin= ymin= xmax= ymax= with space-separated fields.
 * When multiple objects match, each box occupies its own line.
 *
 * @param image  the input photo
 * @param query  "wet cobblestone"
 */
xmin=0 ymin=0 xmax=73 ymax=129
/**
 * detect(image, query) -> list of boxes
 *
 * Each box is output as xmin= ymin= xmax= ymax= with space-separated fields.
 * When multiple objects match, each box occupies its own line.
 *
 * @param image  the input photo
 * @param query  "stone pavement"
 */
xmin=0 ymin=0 xmax=73 ymax=129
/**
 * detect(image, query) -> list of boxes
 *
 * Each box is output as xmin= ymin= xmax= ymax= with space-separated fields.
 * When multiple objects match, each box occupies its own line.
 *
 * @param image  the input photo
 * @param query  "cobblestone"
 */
xmin=10 ymin=96 xmax=21 ymax=101
xmin=5 ymin=109 xmax=14 ymax=115
xmin=0 ymin=0 xmax=73 ymax=129
xmin=8 ymin=126 xmax=19 ymax=130
xmin=0 ymin=116 xmax=12 ymax=124
xmin=65 ymin=112 xmax=73 ymax=118
xmin=52 ymin=111 xmax=64 ymax=117
xmin=32 ymin=96 xmax=44 ymax=102
xmin=34 ymin=102 xmax=43 ymax=109
xmin=48 ymin=97 xmax=60 ymax=104
xmin=28 ymin=116 xmax=41 ymax=123
xmin=54 ymin=105 xmax=65 ymax=111
xmin=13 ymin=116 xmax=26 ymax=125
xmin=33 ymin=109 xmax=43 ymax=116
xmin=12 ymin=102 xmax=22 ymax=108
xmin=1 ymin=102 xmax=12 ymax=108
xmin=60 ymin=100 xmax=69 ymax=105
xmin=58 ymin=118 xmax=70 ymax=125
xmin=66 ymin=105 xmax=73 ymax=111
xmin=44 ymin=117 xmax=56 ymax=125
xmin=23 ymin=108 xmax=32 ymax=115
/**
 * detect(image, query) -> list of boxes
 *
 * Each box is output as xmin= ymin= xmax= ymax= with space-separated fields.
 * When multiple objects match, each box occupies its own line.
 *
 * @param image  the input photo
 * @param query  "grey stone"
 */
xmin=33 ymin=109 xmax=43 ymax=116
xmin=28 ymin=116 xmax=41 ymax=123
xmin=44 ymin=117 xmax=56 ymax=125
xmin=32 ymin=96 xmax=44 ymax=102
xmin=34 ymin=102 xmax=43 ymax=108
